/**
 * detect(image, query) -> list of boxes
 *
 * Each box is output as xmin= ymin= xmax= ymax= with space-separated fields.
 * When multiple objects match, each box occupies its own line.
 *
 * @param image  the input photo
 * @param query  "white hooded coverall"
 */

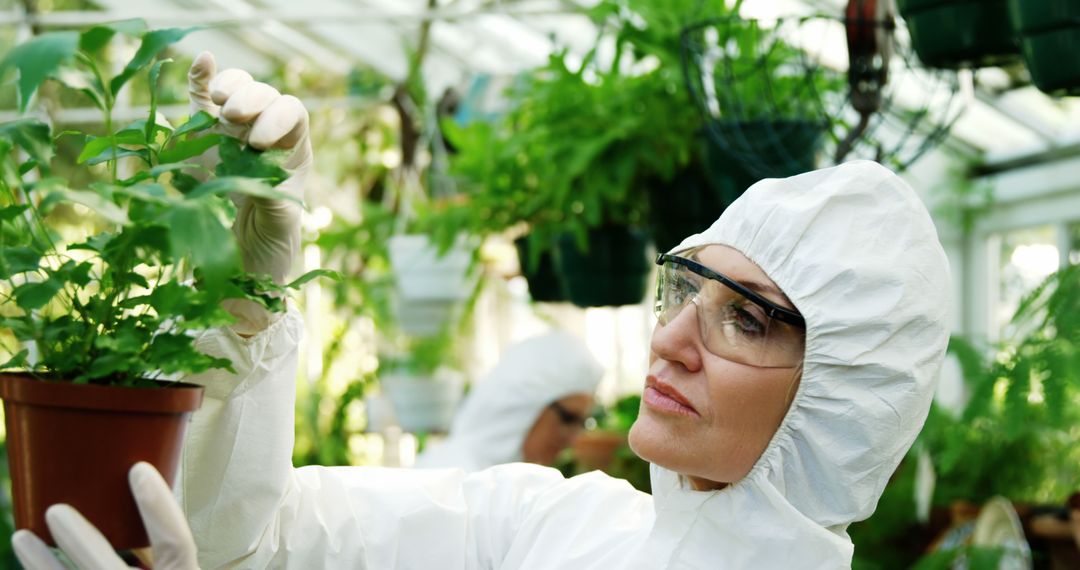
xmin=414 ymin=331 xmax=604 ymax=471
xmin=180 ymin=160 xmax=951 ymax=569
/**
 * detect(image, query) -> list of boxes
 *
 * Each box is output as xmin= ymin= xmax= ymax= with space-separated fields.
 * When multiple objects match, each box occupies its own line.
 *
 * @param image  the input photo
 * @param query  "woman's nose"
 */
xmin=650 ymin=302 xmax=704 ymax=373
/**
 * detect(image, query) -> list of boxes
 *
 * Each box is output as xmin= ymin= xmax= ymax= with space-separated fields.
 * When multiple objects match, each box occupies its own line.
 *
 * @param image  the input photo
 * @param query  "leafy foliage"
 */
xmin=0 ymin=24 xmax=328 ymax=386
xmin=430 ymin=0 xmax=738 ymax=253
xmin=850 ymin=264 xmax=1080 ymax=567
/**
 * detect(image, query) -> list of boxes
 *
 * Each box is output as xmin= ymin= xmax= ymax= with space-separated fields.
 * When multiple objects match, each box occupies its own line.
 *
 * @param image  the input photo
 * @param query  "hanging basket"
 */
xmin=514 ymin=236 xmax=569 ymax=303
xmin=0 ymin=374 xmax=203 ymax=549
xmin=682 ymin=14 xmax=967 ymax=175
xmin=897 ymin=0 xmax=1020 ymax=69
xmin=556 ymin=226 xmax=651 ymax=308
xmin=1009 ymin=0 xmax=1080 ymax=94
xmin=380 ymin=370 xmax=464 ymax=434
xmin=709 ymin=119 xmax=827 ymax=180
xmin=647 ymin=136 xmax=747 ymax=254
xmin=387 ymin=235 xmax=476 ymax=337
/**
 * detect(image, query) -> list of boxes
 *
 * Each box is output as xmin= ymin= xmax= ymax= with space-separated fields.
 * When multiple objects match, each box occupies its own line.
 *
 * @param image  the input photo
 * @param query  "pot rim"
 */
xmin=0 ymin=372 xmax=204 ymax=414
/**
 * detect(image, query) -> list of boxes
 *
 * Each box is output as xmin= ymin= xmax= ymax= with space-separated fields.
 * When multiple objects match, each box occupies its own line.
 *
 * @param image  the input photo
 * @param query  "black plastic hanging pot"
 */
xmin=647 ymin=136 xmax=763 ymax=254
xmin=514 ymin=236 xmax=569 ymax=303
xmin=707 ymin=119 xmax=825 ymax=184
xmin=896 ymin=0 xmax=1019 ymax=69
xmin=556 ymin=226 xmax=651 ymax=308
xmin=1009 ymin=0 xmax=1080 ymax=94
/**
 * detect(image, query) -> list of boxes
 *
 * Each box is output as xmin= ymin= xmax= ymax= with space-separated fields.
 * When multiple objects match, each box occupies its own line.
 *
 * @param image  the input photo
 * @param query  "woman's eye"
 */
xmin=668 ymin=275 xmax=695 ymax=304
xmin=722 ymin=304 xmax=766 ymax=337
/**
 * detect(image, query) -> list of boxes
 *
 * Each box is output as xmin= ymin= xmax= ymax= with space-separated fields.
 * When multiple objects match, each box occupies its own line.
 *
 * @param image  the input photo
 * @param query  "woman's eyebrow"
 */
xmin=739 ymin=279 xmax=795 ymax=309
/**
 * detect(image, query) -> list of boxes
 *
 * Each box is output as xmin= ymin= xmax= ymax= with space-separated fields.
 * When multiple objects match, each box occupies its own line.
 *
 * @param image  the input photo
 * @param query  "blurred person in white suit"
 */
xmin=415 ymin=331 xmax=603 ymax=471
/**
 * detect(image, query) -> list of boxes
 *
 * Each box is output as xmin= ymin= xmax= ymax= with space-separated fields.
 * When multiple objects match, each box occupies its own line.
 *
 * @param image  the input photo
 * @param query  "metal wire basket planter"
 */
xmin=681 ymin=3 xmax=970 ymax=179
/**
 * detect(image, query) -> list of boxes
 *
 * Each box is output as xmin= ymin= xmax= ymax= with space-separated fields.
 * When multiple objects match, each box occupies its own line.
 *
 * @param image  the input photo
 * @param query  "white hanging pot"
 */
xmin=388 ymin=235 xmax=475 ymax=301
xmin=387 ymin=235 xmax=477 ymax=336
xmin=380 ymin=369 xmax=465 ymax=433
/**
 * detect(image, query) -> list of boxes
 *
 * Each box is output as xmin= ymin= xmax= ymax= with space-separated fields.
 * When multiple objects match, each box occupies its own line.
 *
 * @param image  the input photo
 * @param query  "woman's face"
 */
xmin=522 ymin=393 xmax=593 ymax=466
xmin=628 ymin=245 xmax=803 ymax=490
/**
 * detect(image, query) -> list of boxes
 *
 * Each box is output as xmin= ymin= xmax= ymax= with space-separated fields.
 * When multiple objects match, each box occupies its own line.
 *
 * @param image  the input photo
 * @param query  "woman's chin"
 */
xmin=628 ymin=416 xmax=680 ymax=468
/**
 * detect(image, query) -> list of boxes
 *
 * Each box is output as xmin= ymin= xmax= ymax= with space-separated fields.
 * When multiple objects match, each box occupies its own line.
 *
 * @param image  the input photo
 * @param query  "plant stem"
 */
xmin=81 ymin=53 xmax=118 ymax=182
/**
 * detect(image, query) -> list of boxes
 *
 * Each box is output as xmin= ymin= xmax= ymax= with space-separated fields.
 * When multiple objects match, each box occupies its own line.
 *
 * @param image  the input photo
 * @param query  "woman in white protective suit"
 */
xmin=414 ymin=331 xmax=604 ymax=470
xmin=12 ymin=55 xmax=951 ymax=569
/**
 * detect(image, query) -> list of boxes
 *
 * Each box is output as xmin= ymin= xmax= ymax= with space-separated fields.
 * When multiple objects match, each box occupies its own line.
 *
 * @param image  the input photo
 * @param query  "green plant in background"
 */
xmin=557 ymin=394 xmax=651 ymax=493
xmin=294 ymin=324 xmax=373 ymax=467
xmin=432 ymin=0 xmax=738 ymax=259
xmin=0 ymin=22 xmax=331 ymax=385
xmin=850 ymin=263 xmax=1080 ymax=569
xmin=931 ymin=159 xmax=995 ymax=234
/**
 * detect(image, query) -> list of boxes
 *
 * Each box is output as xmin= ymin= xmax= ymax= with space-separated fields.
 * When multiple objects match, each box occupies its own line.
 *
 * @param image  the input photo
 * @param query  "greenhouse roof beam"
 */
xmin=0 ymin=1 xmax=583 ymax=28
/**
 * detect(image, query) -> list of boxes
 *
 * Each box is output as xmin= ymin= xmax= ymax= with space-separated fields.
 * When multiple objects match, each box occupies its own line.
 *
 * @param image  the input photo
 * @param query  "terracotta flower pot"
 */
xmin=0 ymin=373 xmax=204 ymax=549
xmin=571 ymin=430 xmax=627 ymax=472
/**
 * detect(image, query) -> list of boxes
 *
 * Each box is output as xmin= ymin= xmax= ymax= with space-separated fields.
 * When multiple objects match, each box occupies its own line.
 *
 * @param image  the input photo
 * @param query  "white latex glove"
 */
xmin=11 ymin=462 xmax=198 ymax=570
xmin=188 ymin=51 xmax=312 ymax=333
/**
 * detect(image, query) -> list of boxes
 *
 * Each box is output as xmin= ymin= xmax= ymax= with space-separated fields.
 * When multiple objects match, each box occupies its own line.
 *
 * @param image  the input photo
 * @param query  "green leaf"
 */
xmin=0 ymin=246 xmax=42 ymax=278
xmin=0 ymin=204 xmax=29 ymax=223
xmin=162 ymin=199 xmax=239 ymax=288
xmin=13 ymin=278 xmax=64 ymax=310
xmin=0 ymin=317 xmax=36 ymax=340
xmin=0 ymin=31 xmax=80 ymax=113
xmin=78 ymin=129 xmax=147 ymax=164
xmin=159 ymin=134 xmax=222 ymax=164
xmin=52 ymin=260 xmax=94 ymax=288
xmin=84 ymin=147 xmax=150 ymax=166
xmin=66 ymin=232 xmax=114 ymax=254
xmin=39 ymin=187 xmax=129 ymax=225
xmin=186 ymin=176 xmax=300 ymax=203
xmin=215 ymin=137 xmax=290 ymax=185
xmin=286 ymin=269 xmax=341 ymax=289
xmin=0 ymin=350 xmax=29 ymax=371
xmin=171 ymin=111 xmax=218 ymax=138
xmin=0 ymin=119 xmax=54 ymax=166
xmin=121 ymin=117 xmax=173 ymax=138
xmin=78 ymin=19 xmax=147 ymax=53
xmin=146 ymin=58 xmax=172 ymax=144
xmin=110 ymin=27 xmax=199 ymax=96
xmin=150 ymin=162 xmax=206 ymax=178
xmin=53 ymin=66 xmax=105 ymax=110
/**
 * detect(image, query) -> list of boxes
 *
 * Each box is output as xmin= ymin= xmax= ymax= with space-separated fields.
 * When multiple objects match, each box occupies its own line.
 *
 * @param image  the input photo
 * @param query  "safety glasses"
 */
xmin=549 ymin=401 xmax=588 ymax=430
xmin=654 ymin=253 xmax=805 ymax=368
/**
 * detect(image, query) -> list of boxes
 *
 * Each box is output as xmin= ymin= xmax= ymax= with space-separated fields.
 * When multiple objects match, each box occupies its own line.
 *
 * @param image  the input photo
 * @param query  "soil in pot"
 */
xmin=0 ymin=374 xmax=204 ymax=549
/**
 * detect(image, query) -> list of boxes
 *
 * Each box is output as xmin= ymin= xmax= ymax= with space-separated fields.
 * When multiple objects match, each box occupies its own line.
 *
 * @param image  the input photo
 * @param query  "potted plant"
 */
xmin=681 ymin=7 xmax=850 ymax=182
xmin=567 ymin=395 xmax=651 ymax=492
xmin=896 ymin=0 xmax=1020 ymax=69
xmin=387 ymin=232 xmax=478 ymax=337
xmin=1008 ymin=0 xmax=1080 ymax=94
xmin=377 ymin=334 xmax=466 ymax=434
xmin=0 ymin=23 xmax=325 ymax=548
xmin=441 ymin=0 xmax=726 ymax=307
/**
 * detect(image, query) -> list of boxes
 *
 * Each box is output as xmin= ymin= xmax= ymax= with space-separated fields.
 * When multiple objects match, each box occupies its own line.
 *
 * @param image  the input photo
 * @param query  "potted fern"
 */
xmin=0 ymin=23 xmax=325 ymax=549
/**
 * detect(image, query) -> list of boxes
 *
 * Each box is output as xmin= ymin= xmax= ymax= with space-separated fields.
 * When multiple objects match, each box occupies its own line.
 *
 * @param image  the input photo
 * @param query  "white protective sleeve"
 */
xmin=179 ymin=309 xmax=570 ymax=569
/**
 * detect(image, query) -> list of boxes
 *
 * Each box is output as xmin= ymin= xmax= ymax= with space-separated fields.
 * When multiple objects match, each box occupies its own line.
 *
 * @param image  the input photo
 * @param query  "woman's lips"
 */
xmin=644 ymin=376 xmax=700 ymax=418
